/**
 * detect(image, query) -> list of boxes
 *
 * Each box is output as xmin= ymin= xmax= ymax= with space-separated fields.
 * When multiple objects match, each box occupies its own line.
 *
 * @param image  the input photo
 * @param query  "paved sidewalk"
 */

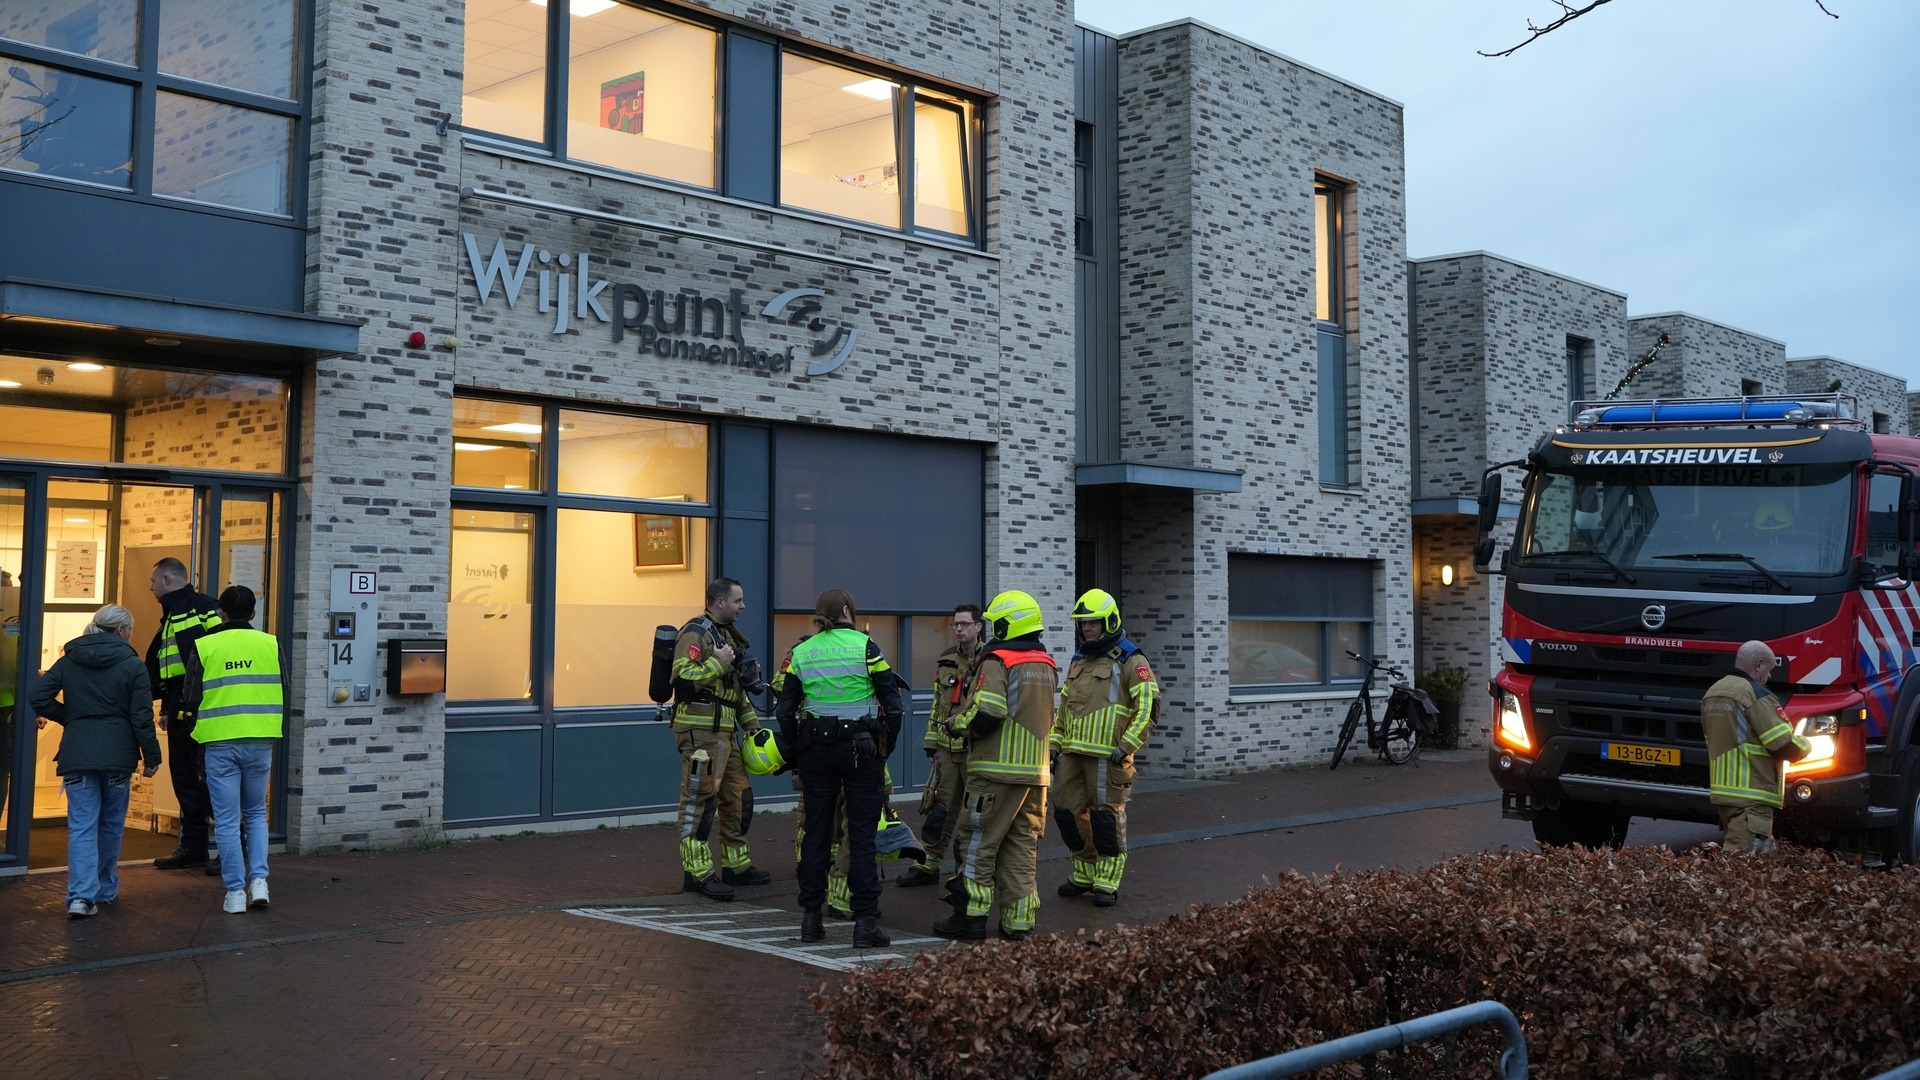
xmin=0 ymin=751 xmax=1547 ymax=1079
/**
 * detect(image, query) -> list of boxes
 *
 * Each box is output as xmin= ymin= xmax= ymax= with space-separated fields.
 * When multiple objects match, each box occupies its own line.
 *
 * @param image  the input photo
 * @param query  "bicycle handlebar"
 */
xmin=1345 ymin=651 xmax=1408 ymax=681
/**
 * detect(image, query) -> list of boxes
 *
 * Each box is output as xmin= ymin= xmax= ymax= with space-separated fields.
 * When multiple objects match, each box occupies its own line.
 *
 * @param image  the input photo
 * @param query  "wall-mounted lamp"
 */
xmin=1440 ymin=564 xmax=1455 ymax=587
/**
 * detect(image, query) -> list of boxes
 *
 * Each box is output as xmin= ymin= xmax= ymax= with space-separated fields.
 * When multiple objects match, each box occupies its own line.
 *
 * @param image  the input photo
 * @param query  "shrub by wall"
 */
xmin=813 ymin=845 xmax=1920 ymax=1079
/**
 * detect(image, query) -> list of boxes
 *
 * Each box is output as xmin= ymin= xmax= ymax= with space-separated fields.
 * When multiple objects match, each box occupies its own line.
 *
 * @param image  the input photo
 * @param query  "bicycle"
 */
xmin=1329 ymin=651 xmax=1432 ymax=769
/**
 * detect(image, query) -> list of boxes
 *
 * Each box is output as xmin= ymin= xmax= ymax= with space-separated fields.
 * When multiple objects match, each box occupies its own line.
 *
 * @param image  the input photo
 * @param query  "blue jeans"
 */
xmin=204 ymin=740 xmax=273 ymax=892
xmin=65 ymin=771 xmax=131 ymax=905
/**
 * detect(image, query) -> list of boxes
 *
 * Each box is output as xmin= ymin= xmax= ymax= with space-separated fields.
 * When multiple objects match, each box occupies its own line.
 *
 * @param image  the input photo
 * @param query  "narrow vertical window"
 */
xmin=462 ymin=0 xmax=550 ymax=144
xmin=912 ymin=92 xmax=972 ymax=237
xmin=1073 ymin=121 xmax=1093 ymax=257
xmin=1315 ymin=179 xmax=1351 ymax=487
xmin=1566 ymin=335 xmax=1593 ymax=405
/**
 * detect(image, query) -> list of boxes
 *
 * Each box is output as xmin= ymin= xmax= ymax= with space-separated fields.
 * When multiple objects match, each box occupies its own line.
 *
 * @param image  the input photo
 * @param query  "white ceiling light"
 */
xmin=68 ymin=362 xmax=105 ymax=372
xmin=530 ymin=0 xmax=619 ymax=15
xmin=66 ymin=517 xmax=92 ymax=524
xmin=841 ymin=79 xmax=897 ymax=101
xmin=482 ymin=422 xmax=543 ymax=435
xmin=0 ymin=380 xmax=19 ymax=388
xmin=454 ymin=442 xmax=502 ymax=452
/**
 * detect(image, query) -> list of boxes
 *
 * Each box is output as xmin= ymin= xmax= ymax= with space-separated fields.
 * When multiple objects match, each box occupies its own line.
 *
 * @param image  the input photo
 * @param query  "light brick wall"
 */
xmin=1786 ymin=356 xmax=1909 ymax=434
xmin=295 ymin=0 xmax=1076 ymax=849
xmin=1622 ymin=313 xmax=1786 ymax=401
xmin=1115 ymin=22 xmax=1410 ymax=774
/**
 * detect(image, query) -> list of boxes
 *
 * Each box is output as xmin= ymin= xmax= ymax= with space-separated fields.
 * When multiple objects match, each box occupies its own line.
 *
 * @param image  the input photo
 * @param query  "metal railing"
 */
xmin=1203 ymin=1000 xmax=1527 ymax=1080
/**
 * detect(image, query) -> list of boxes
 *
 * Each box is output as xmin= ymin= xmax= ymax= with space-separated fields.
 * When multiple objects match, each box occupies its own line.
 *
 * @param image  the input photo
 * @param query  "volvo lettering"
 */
xmin=1473 ymin=395 xmax=1920 ymax=862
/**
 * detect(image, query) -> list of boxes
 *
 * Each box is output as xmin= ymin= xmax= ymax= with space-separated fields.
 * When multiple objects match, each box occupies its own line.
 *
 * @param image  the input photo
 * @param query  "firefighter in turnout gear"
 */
xmin=776 ymin=588 xmax=902 ymax=948
xmin=1701 ymin=639 xmax=1811 ymax=853
xmin=1052 ymin=589 xmax=1157 ymax=906
xmin=671 ymin=577 xmax=768 ymax=902
xmin=935 ymin=590 xmax=1058 ymax=941
xmin=898 ymin=603 xmax=985 ymax=887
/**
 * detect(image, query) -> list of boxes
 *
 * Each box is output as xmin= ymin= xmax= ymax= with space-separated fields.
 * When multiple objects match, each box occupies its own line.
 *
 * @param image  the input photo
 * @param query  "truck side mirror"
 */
xmin=1473 ymin=536 xmax=1499 ymax=573
xmin=1476 ymin=472 xmax=1502 ymax=536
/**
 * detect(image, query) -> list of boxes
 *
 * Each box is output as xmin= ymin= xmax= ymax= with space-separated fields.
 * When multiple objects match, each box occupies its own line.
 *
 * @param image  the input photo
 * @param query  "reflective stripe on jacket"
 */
xmin=1053 ymin=644 xmax=1158 ymax=755
xmin=190 ymin=627 xmax=285 ymax=743
xmin=1700 ymin=672 xmax=1809 ymax=808
xmin=156 ymin=603 xmax=221 ymax=682
xmin=952 ymin=641 xmax=1057 ymax=785
xmin=670 ymin=615 xmax=752 ymax=731
xmin=926 ymin=643 xmax=980 ymax=753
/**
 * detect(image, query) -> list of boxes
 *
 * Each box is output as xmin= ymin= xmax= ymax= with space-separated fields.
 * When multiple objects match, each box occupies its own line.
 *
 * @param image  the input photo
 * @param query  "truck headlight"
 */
xmin=1494 ymin=691 xmax=1532 ymax=753
xmin=1785 ymin=713 xmax=1838 ymax=775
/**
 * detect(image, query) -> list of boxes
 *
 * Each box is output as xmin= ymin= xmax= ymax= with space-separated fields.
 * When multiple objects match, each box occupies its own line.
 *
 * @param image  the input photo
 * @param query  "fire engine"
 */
xmin=1472 ymin=395 xmax=1920 ymax=863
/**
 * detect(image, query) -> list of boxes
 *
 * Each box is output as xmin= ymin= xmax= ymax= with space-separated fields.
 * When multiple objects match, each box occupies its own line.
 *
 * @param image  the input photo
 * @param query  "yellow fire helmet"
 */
xmin=1753 ymin=501 xmax=1794 ymax=532
xmin=984 ymin=589 xmax=1045 ymax=641
xmin=741 ymin=727 xmax=789 ymax=776
xmin=1071 ymin=588 xmax=1122 ymax=634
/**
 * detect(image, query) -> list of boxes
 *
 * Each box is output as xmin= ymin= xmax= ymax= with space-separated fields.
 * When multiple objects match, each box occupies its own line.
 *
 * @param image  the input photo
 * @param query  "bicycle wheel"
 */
xmin=1380 ymin=717 xmax=1418 ymax=765
xmin=1330 ymin=699 xmax=1363 ymax=769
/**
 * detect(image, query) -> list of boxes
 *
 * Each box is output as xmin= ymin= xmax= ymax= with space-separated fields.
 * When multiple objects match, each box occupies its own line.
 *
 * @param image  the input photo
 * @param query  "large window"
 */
xmin=448 ymin=394 xmax=713 ymax=706
xmin=460 ymin=0 xmax=981 ymax=242
xmin=1315 ymin=178 xmax=1353 ymax=487
xmin=1229 ymin=554 xmax=1373 ymax=692
xmin=0 ymin=0 xmax=303 ymax=215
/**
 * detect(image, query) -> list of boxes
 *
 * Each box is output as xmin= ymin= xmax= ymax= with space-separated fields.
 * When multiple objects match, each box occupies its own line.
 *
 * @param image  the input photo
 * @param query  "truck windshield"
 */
xmin=1518 ymin=463 xmax=1854 ymax=576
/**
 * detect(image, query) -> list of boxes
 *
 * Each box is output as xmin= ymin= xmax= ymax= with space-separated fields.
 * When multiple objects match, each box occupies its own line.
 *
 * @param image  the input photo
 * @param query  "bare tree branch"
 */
xmin=1482 ymin=0 xmax=1840 ymax=58
xmin=1479 ymin=0 xmax=1616 ymax=58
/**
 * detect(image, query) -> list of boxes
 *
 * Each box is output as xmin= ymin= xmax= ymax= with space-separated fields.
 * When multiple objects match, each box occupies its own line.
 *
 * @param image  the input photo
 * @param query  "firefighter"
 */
xmin=776 ymin=588 xmax=902 ymax=948
xmin=1051 ymin=588 xmax=1158 ymax=906
xmin=1701 ymin=639 xmax=1811 ymax=854
xmin=670 ymin=576 xmax=769 ymax=902
xmin=935 ymin=590 xmax=1057 ymax=941
xmin=898 ymin=602 xmax=985 ymax=887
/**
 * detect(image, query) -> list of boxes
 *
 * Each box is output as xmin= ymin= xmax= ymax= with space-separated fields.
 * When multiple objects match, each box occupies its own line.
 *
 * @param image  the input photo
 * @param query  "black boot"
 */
xmin=204 ymin=857 xmax=222 ymax=878
xmin=853 ymin=915 xmax=890 ymax=948
xmin=997 ymin=924 xmax=1030 ymax=941
xmin=1092 ymin=890 xmax=1118 ymax=908
xmin=154 ymin=846 xmax=209 ymax=870
xmin=896 ymin=864 xmax=940 ymax=887
xmin=800 ymin=909 xmax=825 ymax=943
xmin=722 ymin=865 xmax=771 ymax=887
xmin=1058 ymin=880 xmax=1094 ymax=897
xmin=682 ymin=872 xmax=735 ymax=902
xmin=931 ymin=913 xmax=987 ymax=940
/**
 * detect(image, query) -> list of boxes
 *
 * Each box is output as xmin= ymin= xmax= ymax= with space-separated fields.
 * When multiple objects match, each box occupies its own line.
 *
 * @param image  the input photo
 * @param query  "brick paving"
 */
xmin=0 ymin=755 xmax=1719 ymax=1078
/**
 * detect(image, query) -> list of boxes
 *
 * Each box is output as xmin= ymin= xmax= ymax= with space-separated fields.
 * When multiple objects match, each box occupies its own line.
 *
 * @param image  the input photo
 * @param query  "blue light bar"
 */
xmin=1594 ymin=401 xmax=1803 ymax=423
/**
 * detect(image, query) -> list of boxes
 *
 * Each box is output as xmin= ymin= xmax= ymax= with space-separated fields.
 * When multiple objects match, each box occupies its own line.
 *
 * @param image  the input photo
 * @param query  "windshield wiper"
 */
xmin=1526 ymin=549 xmax=1638 ymax=584
xmin=1652 ymin=552 xmax=1790 ymax=592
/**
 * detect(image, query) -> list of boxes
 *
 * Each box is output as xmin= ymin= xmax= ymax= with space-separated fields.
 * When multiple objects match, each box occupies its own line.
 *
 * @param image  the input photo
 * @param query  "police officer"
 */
xmin=776 ymin=588 xmax=901 ymax=948
xmin=936 ymin=590 xmax=1058 ymax=941
xmin=1052 ymin=588 xmax=1158 ymax=906
xmin=898 ymin=603 xmax=984 ymax=887
xmin=1702 ymin=640 xmax=1811 ymax=854
xmin=146 ymin=557 xmax=222 ymax=871
xmin=670 ymin=576 xmax=769 ymax=902
xmin=183 ymin=586 xmax=285 ymax=913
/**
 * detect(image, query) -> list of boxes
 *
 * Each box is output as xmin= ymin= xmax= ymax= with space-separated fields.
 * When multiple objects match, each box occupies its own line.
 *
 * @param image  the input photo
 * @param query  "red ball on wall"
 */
xmin=406 ymin=331 xmax=427 ymax=348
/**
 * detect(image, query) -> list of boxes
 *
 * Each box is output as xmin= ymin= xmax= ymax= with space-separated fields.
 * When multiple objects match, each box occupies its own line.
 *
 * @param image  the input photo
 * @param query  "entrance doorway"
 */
xmin=0 ymin=475 xmax=283 ymax=869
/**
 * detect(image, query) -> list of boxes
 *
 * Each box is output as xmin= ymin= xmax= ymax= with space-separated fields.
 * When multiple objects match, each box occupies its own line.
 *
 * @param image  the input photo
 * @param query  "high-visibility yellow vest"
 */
xmin=157 ymin=605 xmax=221 ymax=681
xmin=191 ymin=627 xmax=285 ymax=743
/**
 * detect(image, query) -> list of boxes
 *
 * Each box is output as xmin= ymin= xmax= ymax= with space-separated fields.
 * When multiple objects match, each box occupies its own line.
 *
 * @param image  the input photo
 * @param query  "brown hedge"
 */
xmin=811 ymin=845 xmax=1920 ymax=1079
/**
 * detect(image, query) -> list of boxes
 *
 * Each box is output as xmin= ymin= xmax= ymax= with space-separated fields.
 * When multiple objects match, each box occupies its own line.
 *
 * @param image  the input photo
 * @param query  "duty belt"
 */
xmin=800 ymin=712 xmax=875 ymax=745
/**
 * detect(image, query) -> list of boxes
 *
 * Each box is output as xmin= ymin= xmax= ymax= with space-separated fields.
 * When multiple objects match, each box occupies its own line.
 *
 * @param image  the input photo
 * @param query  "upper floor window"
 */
xmin=1566 ymin=335 xmax=1594 ymax=406
xmin=460 ymin=0 xmax=981 ymax=244
xmin=0 ymin=0 xmax=303 ymax=216
xmin=1315 ymin=177 xmax=1353 ymax=487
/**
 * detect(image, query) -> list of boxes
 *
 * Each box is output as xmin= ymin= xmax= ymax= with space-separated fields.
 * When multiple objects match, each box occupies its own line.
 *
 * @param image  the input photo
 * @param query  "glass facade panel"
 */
xmin=1229 ymin=620 xmax=1323 ymax=686
xmin=218 ymin=491 xmax=278 ymax=630
xmin=907 ymin=614 xmax=950 ymax=690
xmin=1316 ymin=328 xmax=1348 ymax=487
xmin=0 ymin=356 xmax=287 ymax=472
xmin=157 ymin=0 xmax=298 ymax=99
xmin=553 ymin=508 xmax=706 ymax=708
xmin=0 ymin=59 xmax=133 ymax=187
xmin=780 ymin=53 xmax=898 ymax=228
xmin=565 ymin=3 xmax=715 ymax=187
xmin=1313 ymin=185 xmax=1338 ymax=322
xmin=462 ymin=0 xmax=547 ymax=143
xmin=0 ymin=0 xmax=140 ymax=65
xmin=913 ymin=96 xmax=968 ymax=236
xmin=556 ymin=410 xmax=708 ymax=502
xmin=452 ymin=398 xmax=543 ymax=490
xmin=449 ymin=509 xmax=535 ymax=702
xmin=0 ymin=478 xmax=21 ymax=856
xmin=152 ymin=91 xmax=293 ymax=214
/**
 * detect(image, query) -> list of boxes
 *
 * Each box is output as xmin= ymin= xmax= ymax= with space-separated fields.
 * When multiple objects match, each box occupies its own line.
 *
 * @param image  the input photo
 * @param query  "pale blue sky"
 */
xmin=1073 ymin=0 xmax=1920 ymax=388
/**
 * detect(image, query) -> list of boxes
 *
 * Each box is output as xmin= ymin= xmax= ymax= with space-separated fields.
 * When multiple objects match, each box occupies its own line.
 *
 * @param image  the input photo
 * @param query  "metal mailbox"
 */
xmin=385 ymin=638 xmax=448 ymax=696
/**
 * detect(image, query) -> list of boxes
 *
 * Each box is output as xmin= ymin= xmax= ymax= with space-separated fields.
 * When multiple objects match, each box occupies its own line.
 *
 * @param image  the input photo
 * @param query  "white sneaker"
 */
xmin=248 ymin=879 xmax=270 ymax=909
xmin=67 ymin=899 xmax=97 ymax=918
xmin=223 ymin=889 xmax=248 ymax=914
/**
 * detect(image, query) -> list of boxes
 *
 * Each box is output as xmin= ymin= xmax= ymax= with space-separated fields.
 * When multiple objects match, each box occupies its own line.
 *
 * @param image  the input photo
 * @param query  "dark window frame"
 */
xmin=0 ymin=2 xmax=311 ymax=224
xmin=1228 ymin=554 xmax=1375 ymax=693
xmin=1314 ymin=176 xmax=1355 ymax=488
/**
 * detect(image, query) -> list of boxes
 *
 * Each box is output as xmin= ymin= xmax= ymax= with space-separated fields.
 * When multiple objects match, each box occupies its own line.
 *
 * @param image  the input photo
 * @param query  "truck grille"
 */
xmin=1562 ymin=752 xmax=1709 ymax=791
xmin=1591 ymin=646 xmax=1716 ymax=669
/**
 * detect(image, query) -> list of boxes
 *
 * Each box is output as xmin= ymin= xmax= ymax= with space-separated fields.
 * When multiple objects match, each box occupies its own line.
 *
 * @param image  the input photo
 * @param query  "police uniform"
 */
xmin=938 ymin=591 xmax=1057 ymax=941
xmin=1052 ymin=635 xmax=1157 ymax=902
xmin=670 ymin=614 xmax=763 ymax=897
xmin=1701 ymin=670 xmax=1810 ymax=853
xmin=900 ymin=640 xmax=980 ymax=885
xmin=775 ymin=620 xmax=902 ymax=946
xmin=148 ymin=584 xmax=221 ymax=863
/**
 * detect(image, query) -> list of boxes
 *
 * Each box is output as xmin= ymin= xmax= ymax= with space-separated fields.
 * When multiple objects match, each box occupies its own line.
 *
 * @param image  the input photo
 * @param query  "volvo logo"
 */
xmin=1640 ymin=604 xmax=1667 ymax=630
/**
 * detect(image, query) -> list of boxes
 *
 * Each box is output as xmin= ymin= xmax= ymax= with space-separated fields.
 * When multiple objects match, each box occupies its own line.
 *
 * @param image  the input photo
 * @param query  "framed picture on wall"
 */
xmin=634 ymin=513 xmax=686 ymax=573
xmin=600 ymin=71 xmax=645 ymax=135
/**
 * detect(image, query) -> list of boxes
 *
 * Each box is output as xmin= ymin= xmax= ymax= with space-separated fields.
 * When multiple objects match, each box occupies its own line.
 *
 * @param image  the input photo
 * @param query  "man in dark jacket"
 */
xmin=33 ymin=604 xmax=162 ymax=916
xmin=145 ymin=558 xmax=220 ymax=870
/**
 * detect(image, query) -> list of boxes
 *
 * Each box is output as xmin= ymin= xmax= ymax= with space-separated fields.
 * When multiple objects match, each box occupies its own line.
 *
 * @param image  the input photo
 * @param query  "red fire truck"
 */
xmin=1473 ymin=395 xmax=1920 ymax=863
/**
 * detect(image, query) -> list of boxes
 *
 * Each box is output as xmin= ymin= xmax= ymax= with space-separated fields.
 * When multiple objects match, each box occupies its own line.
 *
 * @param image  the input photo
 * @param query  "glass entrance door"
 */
xmin=0 ymin=476 xmax=24 ymax=864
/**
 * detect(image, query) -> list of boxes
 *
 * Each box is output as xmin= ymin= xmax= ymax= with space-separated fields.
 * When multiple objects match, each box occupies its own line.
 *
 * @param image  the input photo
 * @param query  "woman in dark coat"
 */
xmin=32 ymin=604 xmax=162 ymax=917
